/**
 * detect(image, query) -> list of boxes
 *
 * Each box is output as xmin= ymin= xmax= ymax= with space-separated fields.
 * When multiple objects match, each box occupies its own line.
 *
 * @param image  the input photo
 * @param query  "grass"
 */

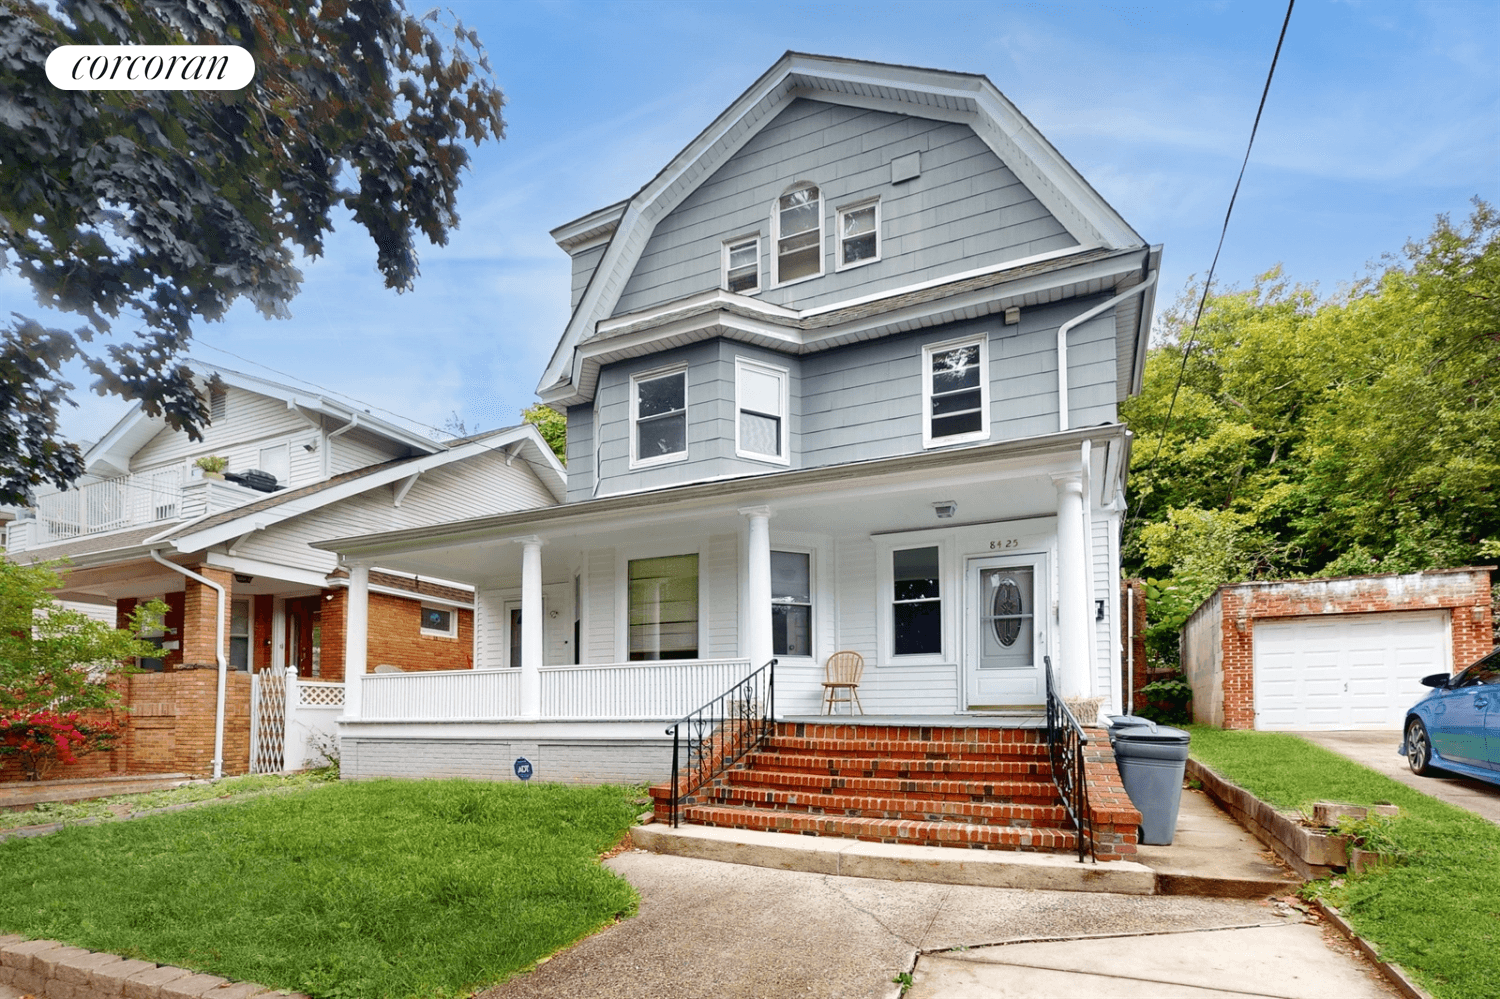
xmin=0 ymin=778 xmax=644 ymax=999
xmin=0 ymin=771 xmax=337 ymax=831
xmin=1187 ymin=725 xmax=1500 ymax=999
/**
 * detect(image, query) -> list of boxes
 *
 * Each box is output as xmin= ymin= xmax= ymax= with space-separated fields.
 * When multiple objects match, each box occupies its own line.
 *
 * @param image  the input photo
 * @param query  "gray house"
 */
xmin=319 ymin=53 xmax=1161 ymax=785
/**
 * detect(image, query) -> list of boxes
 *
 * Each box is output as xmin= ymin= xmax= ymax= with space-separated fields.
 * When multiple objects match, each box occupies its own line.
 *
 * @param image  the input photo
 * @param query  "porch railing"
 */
xmin=362 ymin=669 xmax=520 ymax=720
xmin=33 ymin=467 xmax=183 ymax=542
xmin=1044 ymin=655 xmax=1093 ymax=863
xmin=665 ymin=658 xmax=776 ymax=828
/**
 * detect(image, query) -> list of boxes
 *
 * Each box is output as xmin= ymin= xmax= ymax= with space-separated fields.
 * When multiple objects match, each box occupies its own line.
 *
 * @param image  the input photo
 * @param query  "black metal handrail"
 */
xmin=1044 ymin=655 xmax=1093 ymax=863
xmin=665 ymin=658 xmax=776 ymax=827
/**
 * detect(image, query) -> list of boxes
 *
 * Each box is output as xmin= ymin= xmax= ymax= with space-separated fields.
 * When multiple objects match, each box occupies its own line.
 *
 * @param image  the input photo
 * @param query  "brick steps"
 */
xmin=725 ymin=768 xmax=1061 ymax=806
xmin=681 ymin=803 xmax=1080 ymax=853
xmin=744 ymin=751 xmax=1051 ymax=779
xmin=762 ymin=735 xmax=1050 ymax=762
xmin=700 ymin=784 xmax=1071 ymax=828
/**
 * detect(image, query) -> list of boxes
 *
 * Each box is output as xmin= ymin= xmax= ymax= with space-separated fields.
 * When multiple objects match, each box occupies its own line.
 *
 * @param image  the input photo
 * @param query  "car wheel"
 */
xmin=1406 ymin=718 xmax=1437 ymax=776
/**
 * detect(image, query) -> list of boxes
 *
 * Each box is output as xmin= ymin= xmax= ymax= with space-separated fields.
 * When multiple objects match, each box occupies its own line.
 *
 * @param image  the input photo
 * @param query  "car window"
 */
xmin=1453 ymin=649 xmax=1500 ymax=687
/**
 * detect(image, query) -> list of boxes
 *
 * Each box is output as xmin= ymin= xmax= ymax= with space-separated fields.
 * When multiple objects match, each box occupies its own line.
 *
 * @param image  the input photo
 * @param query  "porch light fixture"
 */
xmin=1096 ymin=599 xmax=1106 ymax=621
xmin=234 ymin=574 xmax=253 ymax=584
xmin=932 ymin=500 xmax=957 ymax=519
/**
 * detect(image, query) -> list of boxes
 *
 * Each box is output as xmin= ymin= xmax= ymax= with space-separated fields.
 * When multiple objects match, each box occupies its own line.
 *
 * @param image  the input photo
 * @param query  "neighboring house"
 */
xmin=1181 ymin=568 xmax=1495 ymax=730
xmin=317 ymin=53 xmax=1162 ymax=789
xmin=2 ymin=362 xmax=564 ymax=780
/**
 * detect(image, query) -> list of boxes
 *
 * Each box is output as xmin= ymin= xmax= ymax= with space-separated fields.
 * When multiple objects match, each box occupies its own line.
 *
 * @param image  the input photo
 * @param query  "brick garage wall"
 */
xmin=1210 ymin=567 xmax=1495 ymax=730
xmin=343 ymin=737 xmax=673 ymax=784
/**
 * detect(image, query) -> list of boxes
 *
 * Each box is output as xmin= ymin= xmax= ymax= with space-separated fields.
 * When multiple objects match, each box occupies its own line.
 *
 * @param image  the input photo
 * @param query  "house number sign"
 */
xmin=513 ymin=757 xmax=533 ymax=781
xmin=988 ymin=539 xmax=1020 ymax=550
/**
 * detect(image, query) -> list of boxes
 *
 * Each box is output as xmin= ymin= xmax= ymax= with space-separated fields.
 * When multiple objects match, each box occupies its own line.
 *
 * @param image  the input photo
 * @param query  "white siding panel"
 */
xmin=131 ymin=387 xmax=307 ymax=470
xmin=586 ymin=548 xmax=616 ymax=664
xmin=835 ymin=536 xmax=877 ymax=663
xmin=706 ymin=533 xmax=739 ymax=659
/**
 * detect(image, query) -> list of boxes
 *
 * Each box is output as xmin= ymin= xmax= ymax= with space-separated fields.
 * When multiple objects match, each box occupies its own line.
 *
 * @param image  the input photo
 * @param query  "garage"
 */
xmin=1252 ymin=611 xmax=1450 ymax=730
xmin=1179 ymin=568 xmax=1494 ymax=731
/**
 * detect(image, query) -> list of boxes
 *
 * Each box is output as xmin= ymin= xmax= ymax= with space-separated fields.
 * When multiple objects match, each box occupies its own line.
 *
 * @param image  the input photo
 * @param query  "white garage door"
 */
xmin=1253 ymin=611 xmax=1451 ymax=730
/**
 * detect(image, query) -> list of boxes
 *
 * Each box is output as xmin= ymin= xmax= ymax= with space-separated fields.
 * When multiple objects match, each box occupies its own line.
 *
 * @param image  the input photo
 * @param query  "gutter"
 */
xmin=1056 ymin=270 xmax=1158 ymax=432
xmin=149 ymin=549 xmax=228 ymax=780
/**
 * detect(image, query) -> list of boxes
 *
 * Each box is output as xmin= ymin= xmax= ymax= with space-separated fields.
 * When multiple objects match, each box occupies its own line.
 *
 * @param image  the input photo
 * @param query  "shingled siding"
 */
xmin=612 ymin=98 xmax=1076 ymax=317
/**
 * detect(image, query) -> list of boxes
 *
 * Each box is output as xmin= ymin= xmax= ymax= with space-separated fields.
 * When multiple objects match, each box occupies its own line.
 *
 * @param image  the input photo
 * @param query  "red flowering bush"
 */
xmin=0 ymin=710 xmax=121 ymax=781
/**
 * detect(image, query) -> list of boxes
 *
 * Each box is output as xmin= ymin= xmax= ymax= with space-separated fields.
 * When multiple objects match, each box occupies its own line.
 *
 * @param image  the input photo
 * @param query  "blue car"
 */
xmin=1402 ymin=647 xmax=1500 ymax=784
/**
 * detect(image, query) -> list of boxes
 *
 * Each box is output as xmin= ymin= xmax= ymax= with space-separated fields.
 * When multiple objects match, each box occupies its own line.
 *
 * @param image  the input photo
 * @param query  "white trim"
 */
xmin=835 ymin=197 xmax=881 ymax=272
xmin=733 ymin=356 xmax=790 ymax=466
xmin=419 ymin=604 xmax=459 ymax=639
xmin=771 ymin=182 xmax=824 ymax=289
xmin=922 ymin=333 xmax=991 ymax=450
xmin=628 ymin=363 xmax=690 ymax=470
xmin=721 ymin=232 xmax=762 ymax=296
xmin=876 ymin=536 xmax=954 ymax=667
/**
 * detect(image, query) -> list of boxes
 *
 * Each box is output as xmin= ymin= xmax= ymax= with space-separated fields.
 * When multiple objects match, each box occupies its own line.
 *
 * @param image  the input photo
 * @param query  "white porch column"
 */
xmin=740 ymin=506 xmax=774 ymax=668
xmin=516 ymin=536 xmax=546 ymax=718
xmin=343 ymin=561 xmax=370 ymax=720
xmin=1051 ymin=474 xmax=1091 ymax=699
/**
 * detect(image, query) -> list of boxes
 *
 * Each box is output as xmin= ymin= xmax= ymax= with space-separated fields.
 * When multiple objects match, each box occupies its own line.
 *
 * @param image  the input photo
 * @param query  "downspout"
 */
xmin=1126 ymin=581 xmax=1136 ymax=716
xmin=1056 ymin=271 xmax=1159 ymax=432
xmin=149 ymin=549 xmax=227 ymax=780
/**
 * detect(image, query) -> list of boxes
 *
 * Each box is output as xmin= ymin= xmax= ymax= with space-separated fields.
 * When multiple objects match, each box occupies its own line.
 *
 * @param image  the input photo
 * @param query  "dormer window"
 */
xmin=630 ymin=365 xmax=688 ymax=468
xmin=724 ymin=235 xmax=760 ymax=294
xmin=774 ymin=184 xmax=822 ymax=285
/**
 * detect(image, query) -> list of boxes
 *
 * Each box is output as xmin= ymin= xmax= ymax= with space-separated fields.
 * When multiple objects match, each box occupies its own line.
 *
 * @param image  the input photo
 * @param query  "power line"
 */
xmin=1127 ymin=0 xmax=1295 ymax=532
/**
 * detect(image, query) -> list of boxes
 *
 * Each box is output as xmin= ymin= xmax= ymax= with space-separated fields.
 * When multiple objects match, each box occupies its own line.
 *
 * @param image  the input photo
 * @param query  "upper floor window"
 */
xmin=723 ymin=235 xmax=760 ymax=294
xmin=258 ymin=443 xmax=290 ymax=485
xmin=837 ymin=199 xmax=880 ymax=270
xmin=922 ymin=335 xmax=990 ymax=448
xmin=631 ymin=365 xmax=688 ymax=468
xmin=735 ymin=358 xmax=789 ymax=464
xmin=774 ymin=184 xmax=822 ymax=285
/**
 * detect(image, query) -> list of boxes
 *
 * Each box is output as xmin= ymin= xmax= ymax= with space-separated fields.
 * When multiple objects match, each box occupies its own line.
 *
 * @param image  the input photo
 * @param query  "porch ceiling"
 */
xmin=317 ymin=426 xmax=1127 ymax=589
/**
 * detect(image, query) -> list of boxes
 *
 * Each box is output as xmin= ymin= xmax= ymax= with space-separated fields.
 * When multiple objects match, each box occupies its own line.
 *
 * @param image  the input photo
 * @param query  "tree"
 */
xmin=522 ymin=403 xmax=566 ymax=463
xmin=0 ymin=558 xmax=164 ymax=780
xmin=0 ymin=0 xmax=507 ymax=504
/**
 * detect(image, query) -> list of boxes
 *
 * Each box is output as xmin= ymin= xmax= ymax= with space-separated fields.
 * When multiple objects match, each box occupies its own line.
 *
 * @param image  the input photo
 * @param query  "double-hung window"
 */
xmin=922 ymin=335 xmax=990 ymax=447
xmin=837 ymin=199 xmax=879 ymax=269
xmin=628 ymin=554 xmax=699 ymax=661
xmin=229 ymin=599 xmax=251 ymax=670
xmin=771 ymin=550 xmax=812 ymax=658
xmin=892 ymin=546 xmax=941 ymax=656
xmin=735 ymin=358 xmax=788 ymax=464
xmin=774 ymin=184 xmax=822 ymax=285
xmin=723 ymin=235 xmax=760 ymax=294
xmin=631 ymin=366 xmax=688 ymax=467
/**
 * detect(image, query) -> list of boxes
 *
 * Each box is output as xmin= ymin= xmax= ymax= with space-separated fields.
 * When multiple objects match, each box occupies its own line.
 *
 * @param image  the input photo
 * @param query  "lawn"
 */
xmin=1188 ymin=726 xmax=1500 ymax=999
xmin=0 ymin=778 xmax=644 ymax=999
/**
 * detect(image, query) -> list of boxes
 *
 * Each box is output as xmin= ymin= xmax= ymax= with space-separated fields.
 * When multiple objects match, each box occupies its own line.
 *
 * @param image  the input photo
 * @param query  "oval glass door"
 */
xmin=980 ymin=567 xmax=1034 ymax=668
xmin=966 ymin=555 xmax=1045 ymax=709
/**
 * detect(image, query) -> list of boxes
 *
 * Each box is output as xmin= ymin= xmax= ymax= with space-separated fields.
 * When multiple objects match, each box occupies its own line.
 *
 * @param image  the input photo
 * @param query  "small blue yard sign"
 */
xmin=513 ymin=757 xmax=533 ymax=781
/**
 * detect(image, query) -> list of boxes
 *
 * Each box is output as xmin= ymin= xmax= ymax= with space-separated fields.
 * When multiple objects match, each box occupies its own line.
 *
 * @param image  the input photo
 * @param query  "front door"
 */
xmin=964 ymin=554 xmax=1047 ymax=709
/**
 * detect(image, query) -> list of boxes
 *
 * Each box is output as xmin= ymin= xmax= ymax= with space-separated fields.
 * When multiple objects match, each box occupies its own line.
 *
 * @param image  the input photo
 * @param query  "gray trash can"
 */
xmin=1110 ymin=721 xmax=1191 ymax=846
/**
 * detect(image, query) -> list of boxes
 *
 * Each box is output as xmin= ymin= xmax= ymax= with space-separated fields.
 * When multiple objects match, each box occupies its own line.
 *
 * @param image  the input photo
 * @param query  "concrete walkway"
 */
xmin=476 ymin=852 xmax=1397 ymax=999
xmin=1295 ymin=729 xmax=1500 ymax=825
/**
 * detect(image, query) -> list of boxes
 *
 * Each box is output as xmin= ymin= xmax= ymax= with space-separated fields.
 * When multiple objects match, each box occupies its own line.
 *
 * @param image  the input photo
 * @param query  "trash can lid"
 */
xmin=1113 ymin=724 xmax=1190 ymax=744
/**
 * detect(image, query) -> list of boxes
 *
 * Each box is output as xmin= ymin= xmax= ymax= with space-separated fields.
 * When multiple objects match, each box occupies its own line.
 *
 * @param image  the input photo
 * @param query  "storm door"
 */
xmin=964 ymin=554 xmax=1047 ymax=709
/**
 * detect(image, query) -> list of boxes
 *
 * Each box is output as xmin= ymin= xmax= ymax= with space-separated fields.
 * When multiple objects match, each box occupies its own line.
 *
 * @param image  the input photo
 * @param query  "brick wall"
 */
xmin=1207 ymin=567 xmax=1495 ymax=730
xmin=367 ymin=592 xmax=473 ymax=673
xmin=253 ymin=594 xmax=275 ymax=672
xmin=180 ymin=565 xmax=232 ymax=666
xmin=320 ymin=589 xmax=347 ymax=682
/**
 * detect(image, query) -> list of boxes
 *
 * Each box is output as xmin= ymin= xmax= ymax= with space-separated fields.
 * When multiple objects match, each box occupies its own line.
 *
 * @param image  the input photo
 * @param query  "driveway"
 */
xmin=1295 ymin=730 xmax=1500 ymax=825
xmin=477 ymin=851 xmax=1397 ymax=999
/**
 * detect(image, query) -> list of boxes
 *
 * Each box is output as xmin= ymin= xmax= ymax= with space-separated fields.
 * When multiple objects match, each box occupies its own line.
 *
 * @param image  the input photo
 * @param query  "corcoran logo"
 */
xmin=45 ymin=45 xmax=255 ymax=91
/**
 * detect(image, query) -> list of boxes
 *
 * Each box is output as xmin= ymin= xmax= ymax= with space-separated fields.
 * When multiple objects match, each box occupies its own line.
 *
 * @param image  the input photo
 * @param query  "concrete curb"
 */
xmin=1311 ymin=901 xmax=1436 ymax=999
xmin=1187 ymin=759 xmax=1347 ymax=878
xmin=631 ymin=821 xmax=1158 ymax=894
xmin=0 ymin=934 xmax=306 ymax=999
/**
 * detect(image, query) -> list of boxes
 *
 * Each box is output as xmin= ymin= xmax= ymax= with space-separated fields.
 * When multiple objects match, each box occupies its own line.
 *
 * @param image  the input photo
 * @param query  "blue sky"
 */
xmin=15 ymin=0 xmax=1500 ymax=446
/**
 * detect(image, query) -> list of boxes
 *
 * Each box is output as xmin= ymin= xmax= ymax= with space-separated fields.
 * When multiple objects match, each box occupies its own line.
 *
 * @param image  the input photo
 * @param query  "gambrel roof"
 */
xmin=539 ymin=52 xmax=1150 ymax=406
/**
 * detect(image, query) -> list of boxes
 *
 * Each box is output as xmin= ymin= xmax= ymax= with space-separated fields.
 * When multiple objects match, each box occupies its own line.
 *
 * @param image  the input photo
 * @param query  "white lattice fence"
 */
xmin=249 ymin=669 xmax=286 ymax=773
xmin=297 ymin=681 xmax=344 ymax=708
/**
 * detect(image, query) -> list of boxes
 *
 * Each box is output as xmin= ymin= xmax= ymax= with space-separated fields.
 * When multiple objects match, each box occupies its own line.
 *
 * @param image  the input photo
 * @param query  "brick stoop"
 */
xmin=649 ymin=722 xmax=1140 ymax=859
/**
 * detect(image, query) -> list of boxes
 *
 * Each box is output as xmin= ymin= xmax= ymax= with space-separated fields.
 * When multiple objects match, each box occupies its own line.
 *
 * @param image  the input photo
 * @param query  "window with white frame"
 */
xmin=420 ymin=605 xmax=457 ymax=638
xmin=631 ymin=366 xmax=688 ymax=466
xmin=258 ymin=443 xmax=290 ymax=485
xmin=723 ymin=235 xmax=760 ymax=294
xmin=837 ymin=199 xmax=879 ymax=269
xmin=628 ymin=554 xmax=698 ymax=660
xmin=771 ymin=550 xmax=812 ymax=658
xmin=923 ymin=336 xmax=989 ymax=447
xmin=735 ymin=358 xmax=788 ymax=463
xmin=892 ymin=546 xmax=941 ymax=656
xmin=774 ymin=184 xmax=822 ymax=285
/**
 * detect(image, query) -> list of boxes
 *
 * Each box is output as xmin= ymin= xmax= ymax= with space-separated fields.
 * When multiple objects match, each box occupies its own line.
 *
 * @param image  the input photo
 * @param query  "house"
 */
xmin=3 ymin=362 xmax=564 ymax=781
xmin=317 ymin=52 xmax=1160 ymax=795
xmin=1181 ymin=568 xmax=1495 ymax=730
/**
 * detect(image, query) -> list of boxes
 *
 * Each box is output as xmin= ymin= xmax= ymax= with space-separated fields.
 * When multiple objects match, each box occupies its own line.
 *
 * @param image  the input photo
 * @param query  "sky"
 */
xmin=10 ymin=0 xmax=1499 ymax=448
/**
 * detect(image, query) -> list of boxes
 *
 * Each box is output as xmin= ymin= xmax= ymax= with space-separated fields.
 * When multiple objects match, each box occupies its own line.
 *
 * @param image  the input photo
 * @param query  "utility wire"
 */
xmin=1127 ymin=0 xmax=1295 ymax=531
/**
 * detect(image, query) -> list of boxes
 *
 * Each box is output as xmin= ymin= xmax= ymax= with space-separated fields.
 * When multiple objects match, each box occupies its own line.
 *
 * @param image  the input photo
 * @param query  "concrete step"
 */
xmin=701 ymin=784 xmax=1072 ymax=828
xmin=631 ymin=821 xmax=1156 ymax=895
xmin=726 ymin=768 xmax=1062 ymax=805
xmin=744 ymin=751 xmax=1052 ymax=779
xmin=683 ymin=803 xmax=1080 ymax=852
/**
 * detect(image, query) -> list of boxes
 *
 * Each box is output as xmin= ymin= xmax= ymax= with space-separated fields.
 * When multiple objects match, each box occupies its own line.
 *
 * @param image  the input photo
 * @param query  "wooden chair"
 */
xmin=821 ymin=651 xmax=865 ymax=715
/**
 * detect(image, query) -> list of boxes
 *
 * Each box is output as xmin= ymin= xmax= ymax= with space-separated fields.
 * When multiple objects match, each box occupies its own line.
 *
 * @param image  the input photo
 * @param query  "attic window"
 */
xmin=838 ymin=200 xmax=879 ymax=269
xmin=209 ymin=389 xmax=227 ymax=423
xmin=723 ymin=235 xmax=760 ymax=294
xmin=774 ymin=184 xmax=822 ymax=285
